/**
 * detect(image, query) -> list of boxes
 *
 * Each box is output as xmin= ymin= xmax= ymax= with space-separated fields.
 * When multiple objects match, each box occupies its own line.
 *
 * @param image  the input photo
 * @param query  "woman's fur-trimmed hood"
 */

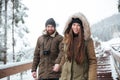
xmin=64 ymin=12 xmax=91 ymax=40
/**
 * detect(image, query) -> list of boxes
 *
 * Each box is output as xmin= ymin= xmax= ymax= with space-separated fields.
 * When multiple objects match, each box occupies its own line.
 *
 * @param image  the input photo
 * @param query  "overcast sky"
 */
xmin=22 ymin=0 xmax=118 ymax=46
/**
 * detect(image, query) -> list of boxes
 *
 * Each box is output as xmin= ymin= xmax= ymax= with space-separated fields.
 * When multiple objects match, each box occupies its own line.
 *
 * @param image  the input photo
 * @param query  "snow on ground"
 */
xmin=0 ymin=60 xmax=32 ymax=69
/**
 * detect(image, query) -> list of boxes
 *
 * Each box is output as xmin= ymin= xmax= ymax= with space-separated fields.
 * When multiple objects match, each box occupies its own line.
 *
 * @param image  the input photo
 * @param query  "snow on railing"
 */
xmin=0 ymin=60 xmax=32 ymax=79
xmin=111 ymin=43 xmax=120 ymax=52
xmin=111 ymin=44 xmax=120 ymax=79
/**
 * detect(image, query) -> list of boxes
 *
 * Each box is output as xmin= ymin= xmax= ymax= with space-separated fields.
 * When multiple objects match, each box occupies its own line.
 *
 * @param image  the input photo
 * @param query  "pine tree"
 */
xmin=0 ymin=0 xmax=29 ymax=64
xmin=3 ymin=0 xmax=8 ymax=64
xmin=118 ymin=0 xmax=120 ymax=12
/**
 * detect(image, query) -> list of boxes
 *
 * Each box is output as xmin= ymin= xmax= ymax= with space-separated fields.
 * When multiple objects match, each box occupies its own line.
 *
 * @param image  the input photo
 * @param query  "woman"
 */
xmin=54 ymin=12 xmax=97 ymax=80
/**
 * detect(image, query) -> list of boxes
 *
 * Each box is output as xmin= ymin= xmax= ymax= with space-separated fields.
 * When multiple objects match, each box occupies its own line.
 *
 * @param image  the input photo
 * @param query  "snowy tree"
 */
xmin=0 ymin=0 xmax=2 ymax=24
xmin=0 ymin=0 xmax=30 ymax=64
xmin=91 ymin=14 xmax=120 ymax=41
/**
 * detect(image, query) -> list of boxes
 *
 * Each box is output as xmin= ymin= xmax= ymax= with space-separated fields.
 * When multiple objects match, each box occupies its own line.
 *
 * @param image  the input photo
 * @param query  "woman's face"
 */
xmin=72 ymin=23 xmax=81 ymax=34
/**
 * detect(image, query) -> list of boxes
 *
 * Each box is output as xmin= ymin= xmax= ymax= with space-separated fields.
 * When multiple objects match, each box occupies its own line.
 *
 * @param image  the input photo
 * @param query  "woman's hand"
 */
xmin=53 ymin=64 xmax=60 ymax=72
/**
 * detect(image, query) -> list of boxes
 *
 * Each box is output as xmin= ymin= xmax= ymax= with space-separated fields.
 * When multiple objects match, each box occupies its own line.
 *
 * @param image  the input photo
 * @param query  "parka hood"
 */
xmin=64 ymin=12 xmax=91 ymax=40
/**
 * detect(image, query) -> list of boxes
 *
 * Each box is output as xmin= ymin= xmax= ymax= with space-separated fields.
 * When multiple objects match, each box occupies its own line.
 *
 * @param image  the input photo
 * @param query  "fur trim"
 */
xmin=64 ymin=12 xmax=91 ymax=40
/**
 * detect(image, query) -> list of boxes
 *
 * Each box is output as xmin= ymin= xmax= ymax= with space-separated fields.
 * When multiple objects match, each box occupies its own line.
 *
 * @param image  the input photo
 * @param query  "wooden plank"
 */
xmin=97 ymin=52 xmax=114 ymax=80
xmin=0 ymin=62 xmax=32 ymax=79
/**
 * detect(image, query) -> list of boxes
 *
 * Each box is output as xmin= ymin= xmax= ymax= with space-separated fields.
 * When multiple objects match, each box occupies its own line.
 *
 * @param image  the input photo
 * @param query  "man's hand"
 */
xmin=32 ymin=71 xmax=37 ymax=78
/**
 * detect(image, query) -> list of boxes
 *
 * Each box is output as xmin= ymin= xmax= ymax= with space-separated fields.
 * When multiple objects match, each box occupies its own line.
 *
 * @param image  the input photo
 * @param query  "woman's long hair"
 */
xmin=64 ymin=22 xmax=85 ymax=64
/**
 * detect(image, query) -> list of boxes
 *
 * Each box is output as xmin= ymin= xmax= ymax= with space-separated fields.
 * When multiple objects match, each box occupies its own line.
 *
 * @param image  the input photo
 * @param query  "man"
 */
xmin=31 ymin=18 xmax=63 ymax=80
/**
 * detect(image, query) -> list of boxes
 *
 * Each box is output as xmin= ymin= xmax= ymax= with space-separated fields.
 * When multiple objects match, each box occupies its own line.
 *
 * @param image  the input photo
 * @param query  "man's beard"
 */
xmin=47 ymin=30 xmax=55 ymax=35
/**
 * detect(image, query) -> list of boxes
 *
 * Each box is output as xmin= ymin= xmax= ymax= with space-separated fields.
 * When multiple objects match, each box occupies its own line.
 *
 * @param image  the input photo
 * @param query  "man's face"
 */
xmin=46 ymin=24 xmax=55 ymax=35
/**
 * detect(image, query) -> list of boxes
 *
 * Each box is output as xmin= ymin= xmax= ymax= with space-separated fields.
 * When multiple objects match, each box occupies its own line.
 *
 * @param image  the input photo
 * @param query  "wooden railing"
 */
xmin=0 ymin=61 xmax=32 ymax=79
xmin=111 ymin=44 xmax=120 ymax=79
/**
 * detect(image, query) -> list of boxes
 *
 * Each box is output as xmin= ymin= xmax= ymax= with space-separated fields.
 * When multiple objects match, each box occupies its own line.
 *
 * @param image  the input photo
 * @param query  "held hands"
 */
xmin=53 ymin=64 xmax=60 ymax=72
xmin=32 ymin=64 xmax=60 ymax=79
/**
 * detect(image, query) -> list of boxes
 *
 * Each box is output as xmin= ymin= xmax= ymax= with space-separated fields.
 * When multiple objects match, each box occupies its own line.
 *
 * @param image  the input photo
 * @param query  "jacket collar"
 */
xmin=43 ymin=30 xmax=57 ymax=37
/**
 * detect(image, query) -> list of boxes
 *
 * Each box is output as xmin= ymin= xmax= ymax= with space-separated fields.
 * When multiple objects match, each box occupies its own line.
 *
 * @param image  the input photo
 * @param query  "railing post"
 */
xmin=7 ymin=76 xmax=10 ymax=80
xmin=20 ymin=72 xmax=23 ymax=80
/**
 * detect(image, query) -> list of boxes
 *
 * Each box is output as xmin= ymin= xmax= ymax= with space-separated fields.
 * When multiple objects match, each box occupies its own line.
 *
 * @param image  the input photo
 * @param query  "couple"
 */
xmin=31 ymin=12 xmax=97 ymax=80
